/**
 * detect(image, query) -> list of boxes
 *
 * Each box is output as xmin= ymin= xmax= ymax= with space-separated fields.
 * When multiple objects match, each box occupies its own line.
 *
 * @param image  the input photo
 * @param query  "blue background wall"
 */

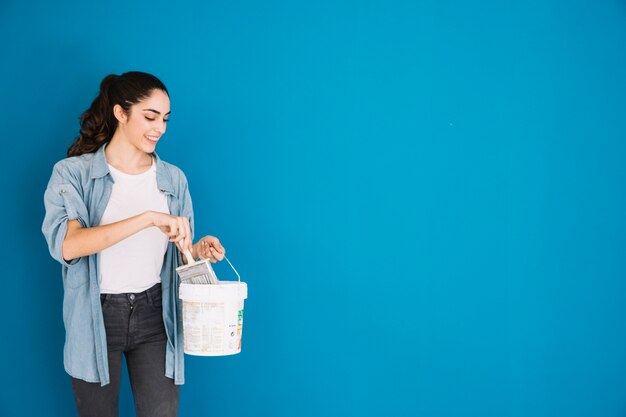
xmin=1 ymin=1 xmax=626 ymax=416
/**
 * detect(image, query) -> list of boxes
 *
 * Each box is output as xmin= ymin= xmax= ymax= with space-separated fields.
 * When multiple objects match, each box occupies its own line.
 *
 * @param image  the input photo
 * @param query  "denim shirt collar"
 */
xmin=89 ymin=143 xmax=175 ymax=195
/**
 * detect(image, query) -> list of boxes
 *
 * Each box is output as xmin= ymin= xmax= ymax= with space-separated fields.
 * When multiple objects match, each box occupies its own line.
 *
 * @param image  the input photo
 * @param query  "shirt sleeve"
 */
xmin=41 ymin=161 xmax=90 ymax=267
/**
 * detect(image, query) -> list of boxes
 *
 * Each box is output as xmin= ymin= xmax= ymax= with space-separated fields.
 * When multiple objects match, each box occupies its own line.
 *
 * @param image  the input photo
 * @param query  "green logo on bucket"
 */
xmin=237 ymin=309 xmax=244 ymax=350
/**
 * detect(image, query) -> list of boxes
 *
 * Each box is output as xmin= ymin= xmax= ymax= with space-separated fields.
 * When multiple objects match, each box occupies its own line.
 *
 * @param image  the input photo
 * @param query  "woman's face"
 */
xmin=115 ymin=89 xmax=170 ymax=153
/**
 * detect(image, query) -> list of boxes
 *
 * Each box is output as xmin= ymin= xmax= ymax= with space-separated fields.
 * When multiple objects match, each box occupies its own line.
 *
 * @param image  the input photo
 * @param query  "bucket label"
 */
xmin=182 ymin=299 xmax=244 ymax=355
xmin=183 ymin=302 xmax=225 ymax=353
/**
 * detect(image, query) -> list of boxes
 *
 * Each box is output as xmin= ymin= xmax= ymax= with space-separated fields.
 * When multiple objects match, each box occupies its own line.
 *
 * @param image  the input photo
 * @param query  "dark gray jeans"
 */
xmin=71 ymin=283 xmax=179 ymax=417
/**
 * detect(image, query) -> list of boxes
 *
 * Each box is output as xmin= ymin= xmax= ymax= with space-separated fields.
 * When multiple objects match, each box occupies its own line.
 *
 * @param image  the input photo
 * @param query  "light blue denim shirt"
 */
xmin=41 ymin=144 xmax=193 ymax=386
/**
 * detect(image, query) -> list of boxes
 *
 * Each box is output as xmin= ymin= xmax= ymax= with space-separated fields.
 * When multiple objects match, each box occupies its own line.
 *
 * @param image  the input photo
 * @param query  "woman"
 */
xmin=42 ymin=71 xmax=223 ymax=417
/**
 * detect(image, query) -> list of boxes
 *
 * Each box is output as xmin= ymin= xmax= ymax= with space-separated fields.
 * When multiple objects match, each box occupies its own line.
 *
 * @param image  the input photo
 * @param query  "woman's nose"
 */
xmin=158 ymin=119 xmax=167 ymax=134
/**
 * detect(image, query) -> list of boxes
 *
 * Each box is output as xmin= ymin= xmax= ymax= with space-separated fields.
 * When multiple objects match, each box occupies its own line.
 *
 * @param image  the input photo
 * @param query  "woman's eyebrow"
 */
xmin=142 ymin=108 xmax=172 ymax=115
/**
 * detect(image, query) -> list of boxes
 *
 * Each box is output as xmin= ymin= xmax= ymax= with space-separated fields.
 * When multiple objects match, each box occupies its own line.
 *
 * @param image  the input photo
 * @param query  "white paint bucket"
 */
xmin=179 ymin=280 xmax=248 ymax=356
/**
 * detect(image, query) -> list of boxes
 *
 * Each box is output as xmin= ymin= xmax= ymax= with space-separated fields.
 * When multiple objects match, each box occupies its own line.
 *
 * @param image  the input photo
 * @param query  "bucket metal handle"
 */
xmin=223 ymin=256 xmax=241 ymax=282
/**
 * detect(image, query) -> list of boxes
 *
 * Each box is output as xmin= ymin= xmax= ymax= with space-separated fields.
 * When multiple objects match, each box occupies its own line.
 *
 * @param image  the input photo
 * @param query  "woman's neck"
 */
xmin=105 ymin=136 xmax=153 ymax=174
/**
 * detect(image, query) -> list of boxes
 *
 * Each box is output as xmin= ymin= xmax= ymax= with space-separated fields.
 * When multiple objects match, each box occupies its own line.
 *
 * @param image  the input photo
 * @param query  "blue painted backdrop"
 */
xmin=1 ymin=1 xmax=625 ymax=416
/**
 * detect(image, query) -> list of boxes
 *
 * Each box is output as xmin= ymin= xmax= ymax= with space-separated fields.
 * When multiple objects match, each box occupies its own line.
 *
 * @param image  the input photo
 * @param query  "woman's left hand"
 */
xmin=193 ymin=236 xmax=226 ymax=263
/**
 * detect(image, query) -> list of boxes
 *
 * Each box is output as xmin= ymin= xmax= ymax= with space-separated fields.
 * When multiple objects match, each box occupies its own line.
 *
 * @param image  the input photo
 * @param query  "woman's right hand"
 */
xmin=147 ymin=211 xmax=193 ymax=254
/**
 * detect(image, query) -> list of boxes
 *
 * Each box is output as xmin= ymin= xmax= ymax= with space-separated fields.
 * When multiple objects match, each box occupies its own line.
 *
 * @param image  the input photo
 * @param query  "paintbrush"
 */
xmin=176 ymin=247 xmax=219 ymax=285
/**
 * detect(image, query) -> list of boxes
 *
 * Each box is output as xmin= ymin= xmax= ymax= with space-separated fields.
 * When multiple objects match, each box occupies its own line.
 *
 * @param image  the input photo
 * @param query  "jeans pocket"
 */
xmin=149 ymin=292 xmax=163 ymax=310
xmin=100 ymin=293 xmax=111 ymax=311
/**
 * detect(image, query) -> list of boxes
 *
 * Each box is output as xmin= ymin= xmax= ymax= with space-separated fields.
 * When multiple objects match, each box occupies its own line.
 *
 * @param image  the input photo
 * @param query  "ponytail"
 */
xmin=67 ymin=75 xmax=118 ymax=157
xmin=67 ymin=71 xmax=168 ymax=157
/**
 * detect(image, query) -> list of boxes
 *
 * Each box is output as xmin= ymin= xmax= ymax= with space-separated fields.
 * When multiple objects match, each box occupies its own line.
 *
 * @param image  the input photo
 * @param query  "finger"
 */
xmin=201 ymin=240 xmax=217 ymax=262
xmin=182 ymin=217 xmax=192 ymax=252
xmin=200 ymin=240 xmax=209 ymax=260
xmin=176 ymin=217 xmax=186 ymax=244
xmin=208 ymin=237 xmax=225 ymax=254
xmin=176 ymin=217 xmax=183 ymax=238
xmin=198 ymin=240 xmax=214 ymax=262
xmin=209 ymin=245 xmax=225 ymax=261
xmin=168 ymin=219 xmax=179 ymax=240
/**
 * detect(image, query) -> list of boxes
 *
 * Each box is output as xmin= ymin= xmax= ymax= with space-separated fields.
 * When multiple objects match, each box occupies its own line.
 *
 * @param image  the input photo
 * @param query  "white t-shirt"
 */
xmin=99 ymin=158 xmax=170 ymax=294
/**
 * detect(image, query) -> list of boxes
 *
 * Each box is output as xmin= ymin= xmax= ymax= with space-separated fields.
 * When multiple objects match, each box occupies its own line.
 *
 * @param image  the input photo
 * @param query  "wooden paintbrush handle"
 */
xmin=183 ymin=248 xmax=195 ymax=265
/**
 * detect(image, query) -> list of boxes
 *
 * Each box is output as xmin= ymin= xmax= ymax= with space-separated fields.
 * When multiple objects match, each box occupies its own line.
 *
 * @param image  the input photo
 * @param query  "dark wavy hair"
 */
xmin=67 ymin=71 xmax=169 ymax=157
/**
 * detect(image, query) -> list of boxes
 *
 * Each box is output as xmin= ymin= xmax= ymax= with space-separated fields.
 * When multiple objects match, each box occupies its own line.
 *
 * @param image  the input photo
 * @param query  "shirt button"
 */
xmin=130 ymin=294 xmax=135 ymax=300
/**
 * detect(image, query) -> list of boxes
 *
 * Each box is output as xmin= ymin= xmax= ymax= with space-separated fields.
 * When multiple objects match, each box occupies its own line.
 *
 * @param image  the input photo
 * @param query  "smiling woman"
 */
xmin=42 ymin=71 xmax=226 ymax=417
xmin=67 ymin=72 xmax=169 ymax=157
xmin=107 ymin=88 xmax=171 ymax=165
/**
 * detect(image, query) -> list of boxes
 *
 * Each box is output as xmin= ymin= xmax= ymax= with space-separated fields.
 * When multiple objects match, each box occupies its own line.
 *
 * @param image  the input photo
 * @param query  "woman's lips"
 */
xmin=144 ymin=135 xmax=159 ymax=145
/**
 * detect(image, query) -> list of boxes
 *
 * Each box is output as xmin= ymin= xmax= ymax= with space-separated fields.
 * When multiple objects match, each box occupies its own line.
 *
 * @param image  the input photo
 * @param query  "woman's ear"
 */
xmin=113 ymin=104 xmax=127 ymax=124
